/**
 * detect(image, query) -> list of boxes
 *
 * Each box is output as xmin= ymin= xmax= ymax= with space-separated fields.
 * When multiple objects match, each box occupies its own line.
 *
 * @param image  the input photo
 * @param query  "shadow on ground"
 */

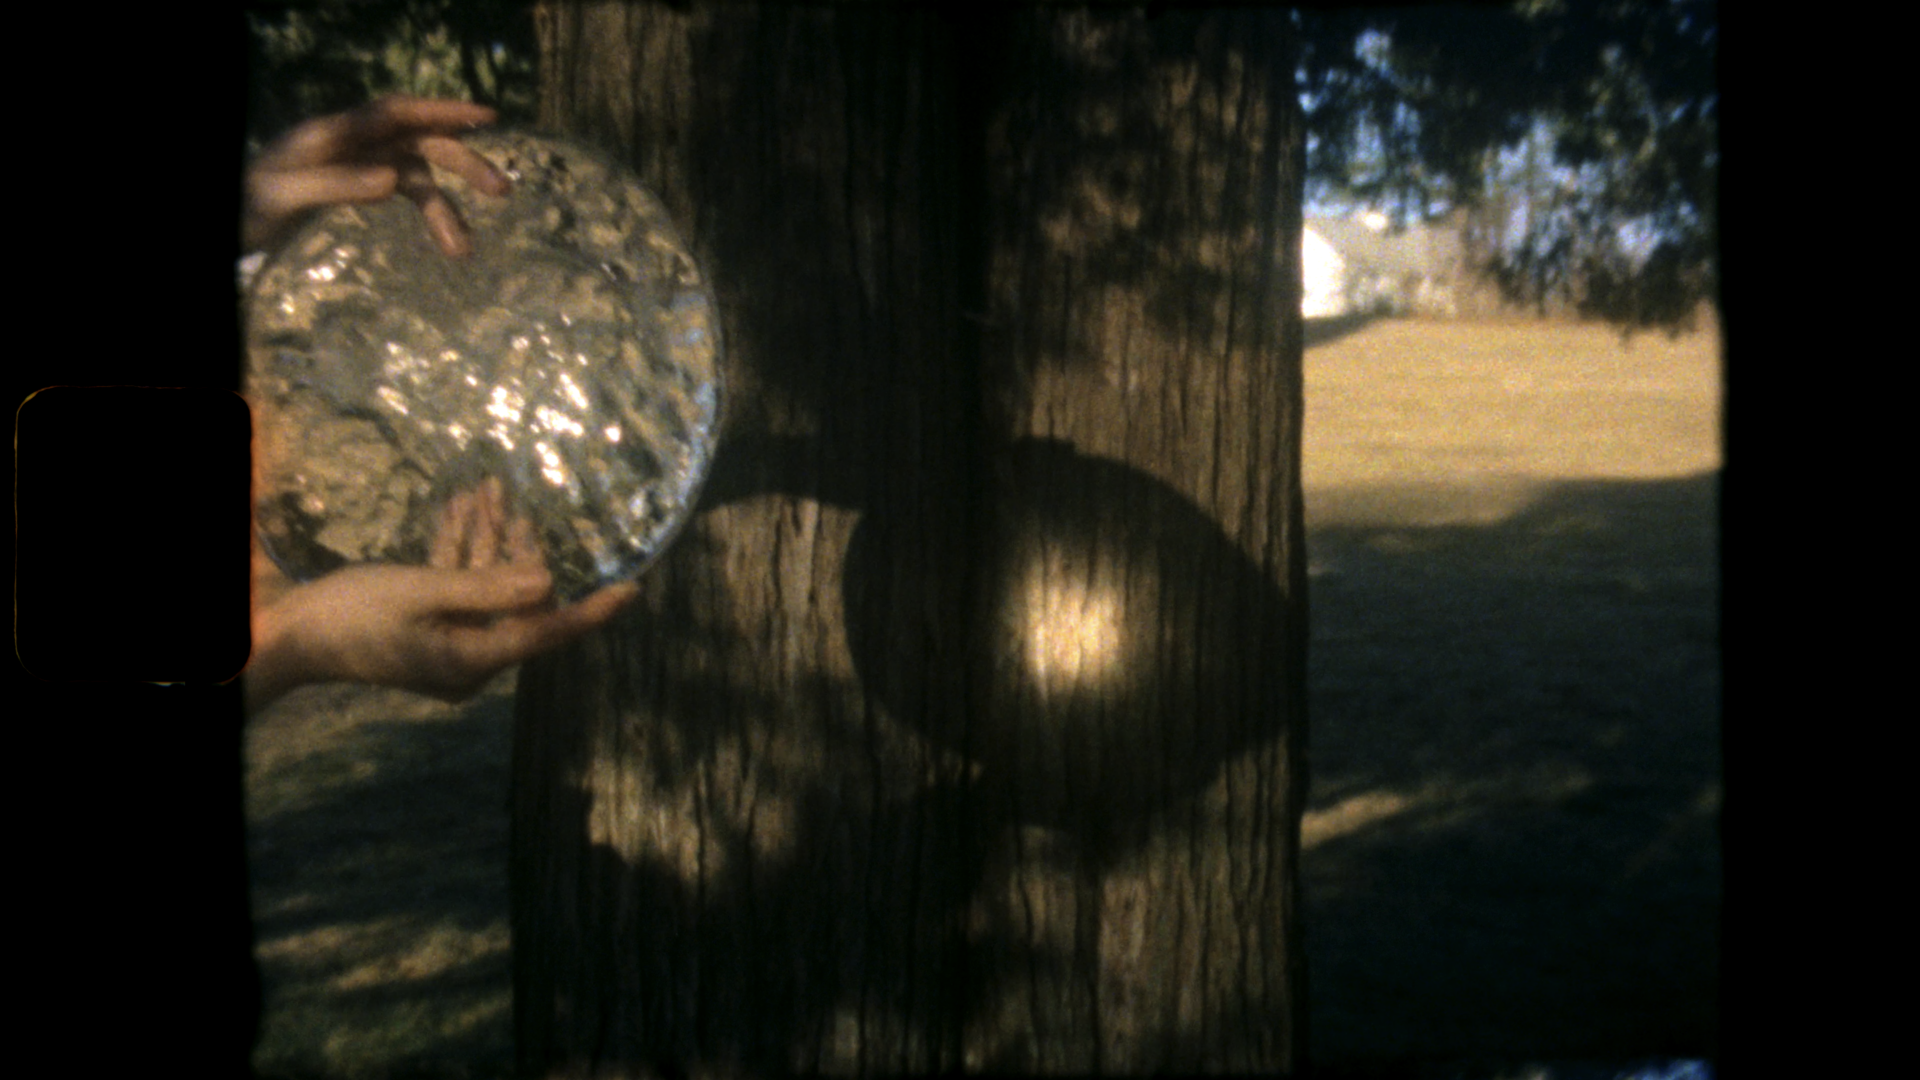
xmin=1302 ymin=471 xmax=1719 ymax=1071
xmin=245 ymin=470 xmax=1717 ymax=1077
xmin=246 ymin=691 xmax=520 ymax=1078
xmin=1305 ymin=310 xmax=1389 ymax=348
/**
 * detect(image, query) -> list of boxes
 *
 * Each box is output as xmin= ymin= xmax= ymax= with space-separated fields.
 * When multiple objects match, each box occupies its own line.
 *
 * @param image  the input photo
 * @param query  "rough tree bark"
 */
xmin=511 ymin=3 xmax=1308 ymax=1074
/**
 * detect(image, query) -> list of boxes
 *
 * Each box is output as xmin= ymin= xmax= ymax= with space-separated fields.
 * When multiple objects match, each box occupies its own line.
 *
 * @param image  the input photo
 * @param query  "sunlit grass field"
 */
xmin=246 ymin=314 xmax=1721 ymax=1077
xmin=1305 ymin=316 xmax=1720 ymax=520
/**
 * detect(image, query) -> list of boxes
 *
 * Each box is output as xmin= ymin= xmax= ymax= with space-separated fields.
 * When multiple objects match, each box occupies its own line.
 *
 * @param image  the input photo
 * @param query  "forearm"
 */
xmin=245 ymin=595 xmax=314 ymax=715
xmin=246 ymin=542 xmax=314 ymax=715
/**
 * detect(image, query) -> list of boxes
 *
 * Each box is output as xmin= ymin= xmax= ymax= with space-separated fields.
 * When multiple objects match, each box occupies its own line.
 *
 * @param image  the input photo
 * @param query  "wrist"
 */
xmin=246 ymin=586 xmax=316 ymax=714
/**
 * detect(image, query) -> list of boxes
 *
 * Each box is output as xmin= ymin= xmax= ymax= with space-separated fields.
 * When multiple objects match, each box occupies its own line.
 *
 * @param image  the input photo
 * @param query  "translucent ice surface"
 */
xmin=246 ymin=132 xmax=722 ymax=602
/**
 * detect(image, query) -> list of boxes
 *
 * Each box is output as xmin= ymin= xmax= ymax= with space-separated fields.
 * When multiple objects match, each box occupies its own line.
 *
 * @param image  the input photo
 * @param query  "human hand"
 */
xmin=247 ymin=478 xmax=639 ymax=711
xmin=244 ymin=95 xmax=512 ymax=258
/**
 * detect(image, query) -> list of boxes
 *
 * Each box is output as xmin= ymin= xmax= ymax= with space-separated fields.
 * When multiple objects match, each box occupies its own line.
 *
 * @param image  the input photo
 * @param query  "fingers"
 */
xmin=429 ymin=489 xmax=471 ymax=568
xmin=411 ymin=571 xmax=636 ymax=700
xmin=430 ymin=477 xmax=527 ymax=569
xmin=396 ymin=155 xmax=475 ymax=257
xmin=415 ymin=192 xmax=473 ymax=259
xmin=243 ymin=164 xmax=400 ymax=251
xmin=505 ymin=513 xmax=544 ymax=566
xmin=479 ymin=475 xmax=507 ymax=518
xmin=418 ymin=134 xmax=512 ymax=196
xmin=402 ymin=135 xmax=511 ymax=255
xmin=351 ymin=96 xmax=499 ymax=143
xmin=254 ymin=112 xmax=368 ymax=172
xmin=247 ymin=96 xmax=511 ymax=257
xmin=469 ymin=478 xmax=511 ymax=568
xmin=534 ymin=581 xmax=639 ymax=649
xmin=506 ymin=519 xmax=542 ymax=565
xmin=565 ymin=580 xmax=643 ymax=631
xmin=252 ymin=163 xmax=399 ymax=214
xmin=272 ymin=559 xmax=632 ymax=704
xmin=451 ymin=579 xmax=641 ymax=673
xmin=267 ymin=97 xmax=497 ymax=170
xmin=422 ymin=564 xmax=556 ymax=616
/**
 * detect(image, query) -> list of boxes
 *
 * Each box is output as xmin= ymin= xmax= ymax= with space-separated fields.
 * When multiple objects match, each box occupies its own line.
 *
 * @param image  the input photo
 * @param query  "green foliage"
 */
xmin=246 ymin=1 xmax=1715 ymax=331
xmin=1298 ymin=1 xmax=1718 ymax=330
xmin=246 ymin=1 xmax=538 ymax=153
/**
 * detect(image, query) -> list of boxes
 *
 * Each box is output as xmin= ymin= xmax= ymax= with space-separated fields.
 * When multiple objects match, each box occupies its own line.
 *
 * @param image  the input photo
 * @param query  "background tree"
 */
xmin=247 ymin=1 xmax=1717 ymax=329
xmin=509 ymin=2 xmax=1307 ymax=1074
xmin=1295 ymin=0 xmax=1718 ymax=329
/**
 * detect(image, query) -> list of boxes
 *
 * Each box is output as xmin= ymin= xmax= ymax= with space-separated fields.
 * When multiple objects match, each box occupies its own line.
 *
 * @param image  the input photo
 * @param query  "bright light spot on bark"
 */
xmin=580 ymin=736 xmax=799 ymax=882
xmin=583 ymin=755 xmax=713 ymax=883
xmin=1023 ymin=572 xmax=1124 ymax=687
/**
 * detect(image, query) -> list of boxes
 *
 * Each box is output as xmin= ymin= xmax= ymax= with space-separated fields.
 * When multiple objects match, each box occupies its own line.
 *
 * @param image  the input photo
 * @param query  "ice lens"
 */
xmin=246 ymin=132 xmax=723 ymax=602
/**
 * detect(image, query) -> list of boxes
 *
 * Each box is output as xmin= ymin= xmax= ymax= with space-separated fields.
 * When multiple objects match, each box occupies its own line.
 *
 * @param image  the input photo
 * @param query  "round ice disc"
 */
xmin=246 ymin=131 xmax=722 ymax=603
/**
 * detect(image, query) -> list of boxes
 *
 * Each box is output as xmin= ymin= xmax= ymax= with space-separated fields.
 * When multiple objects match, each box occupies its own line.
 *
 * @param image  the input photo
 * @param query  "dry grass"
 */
xmin=245 ymin=315 xmax=1720 ymax=1076
xmin=1299 ymin=314 xmax=1719 ymax=1069
xmin=246 ymin=680 xmax=520 ymax=1078
xmin=1305 ymin=317 xmax=1720 ymax=521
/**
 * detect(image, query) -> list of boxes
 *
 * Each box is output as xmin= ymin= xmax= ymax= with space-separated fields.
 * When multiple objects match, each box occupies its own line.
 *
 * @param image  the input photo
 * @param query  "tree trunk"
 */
xmin=512 ymin=4 xmax=1308 ymax=1074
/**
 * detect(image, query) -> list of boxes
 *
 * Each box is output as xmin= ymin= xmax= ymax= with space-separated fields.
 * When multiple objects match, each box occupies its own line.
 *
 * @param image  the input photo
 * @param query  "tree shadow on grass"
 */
xmin=1301 ymin=471 xmax=1720 ymax=1071
xmin=1305 ymin=310 xmax=1390 ymax=348
xmin=246 ymin=691 xmax=521 ymax=1078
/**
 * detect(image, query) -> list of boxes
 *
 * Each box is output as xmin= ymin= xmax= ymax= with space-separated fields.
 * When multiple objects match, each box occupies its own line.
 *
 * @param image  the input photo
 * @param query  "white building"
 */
xmin=1301 ymin=226 xmax=1348 ymax=319
xmin=1301 ymin=210 xmax=1465 ymax=319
